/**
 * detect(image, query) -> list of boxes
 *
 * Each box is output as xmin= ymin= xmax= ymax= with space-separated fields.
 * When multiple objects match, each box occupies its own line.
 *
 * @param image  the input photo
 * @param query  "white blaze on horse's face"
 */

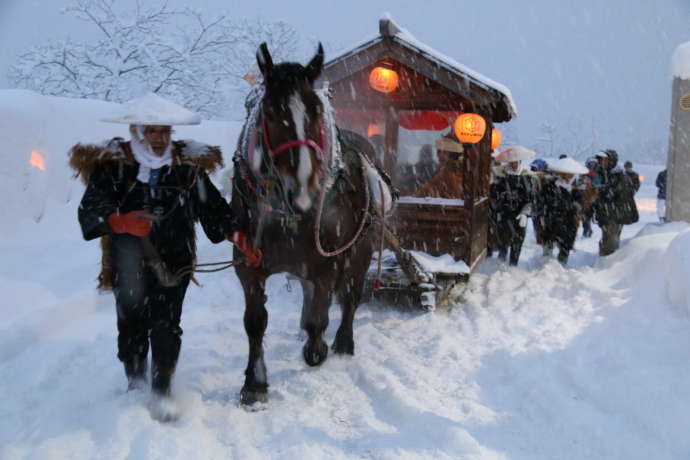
xmin=289 ymin=92 xmax=314 ymax=212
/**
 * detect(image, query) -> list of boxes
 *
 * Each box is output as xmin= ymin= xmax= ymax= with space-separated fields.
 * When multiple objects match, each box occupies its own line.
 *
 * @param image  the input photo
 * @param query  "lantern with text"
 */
xmin=491 ymin=128 xmax=502 ymax=150
xmin=369 ymin=63 xmax=399 ymax=94
xmin=454 ymin=113 xmax=486 ymax=144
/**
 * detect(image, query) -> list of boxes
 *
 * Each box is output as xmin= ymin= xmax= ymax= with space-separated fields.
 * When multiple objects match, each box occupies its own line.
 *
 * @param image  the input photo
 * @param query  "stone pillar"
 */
xmin=666 ymin=77 xmax=690 ymax=222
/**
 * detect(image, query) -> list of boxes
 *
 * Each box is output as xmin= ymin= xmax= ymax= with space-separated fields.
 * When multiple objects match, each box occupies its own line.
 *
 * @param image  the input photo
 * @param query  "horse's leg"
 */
xmin=333 ymin=252 xmax=369 ymax=355
xmin=302 ymin=278 xmax=332 ymax=366
xmin=237 ymin=268 xmax=269 ymax=405
xmin=299 ymin=279 xmax=315 ymax=332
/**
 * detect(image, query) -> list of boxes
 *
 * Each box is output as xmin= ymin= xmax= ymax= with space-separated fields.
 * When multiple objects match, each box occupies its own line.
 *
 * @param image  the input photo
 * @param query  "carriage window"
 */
xmin=394 ymin=129 xmax=464 ymax=200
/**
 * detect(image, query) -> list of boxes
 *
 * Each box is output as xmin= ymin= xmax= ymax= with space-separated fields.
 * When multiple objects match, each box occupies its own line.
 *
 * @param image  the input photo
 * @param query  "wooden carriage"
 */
xmin=320 ymin=19 xmax=516 ymax=309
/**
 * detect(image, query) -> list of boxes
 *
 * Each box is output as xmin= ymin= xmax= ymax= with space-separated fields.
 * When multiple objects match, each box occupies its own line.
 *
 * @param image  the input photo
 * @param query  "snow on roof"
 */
xmin=326 ymin=17 xmax=517 ymax=118
xmin=671 ymin=42 xmax=690 ymax=80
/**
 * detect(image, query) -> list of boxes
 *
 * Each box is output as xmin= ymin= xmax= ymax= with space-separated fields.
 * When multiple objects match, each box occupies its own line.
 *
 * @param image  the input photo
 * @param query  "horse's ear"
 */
xmin=257 ymin=42 xmax=273 ymax=77
xmin=305 ymin=42 xmax=324 ymax=83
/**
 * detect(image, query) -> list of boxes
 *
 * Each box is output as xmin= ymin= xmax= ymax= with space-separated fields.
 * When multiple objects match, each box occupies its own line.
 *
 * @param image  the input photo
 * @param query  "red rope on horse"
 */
xmin=314 ymin=153 xmax=370 ymax=258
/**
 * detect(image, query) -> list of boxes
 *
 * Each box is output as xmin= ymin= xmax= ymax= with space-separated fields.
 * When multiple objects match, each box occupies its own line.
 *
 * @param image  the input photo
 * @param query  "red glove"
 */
xmin=108 ymin=210 xmax=152 ymax=237
xmin=228 ymin=231 xmax=262 ymax=267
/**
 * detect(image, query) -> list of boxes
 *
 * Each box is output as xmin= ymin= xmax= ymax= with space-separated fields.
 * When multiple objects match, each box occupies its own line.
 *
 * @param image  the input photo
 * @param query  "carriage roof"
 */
xmin=322 ymin=18 xmax=516 ymax=123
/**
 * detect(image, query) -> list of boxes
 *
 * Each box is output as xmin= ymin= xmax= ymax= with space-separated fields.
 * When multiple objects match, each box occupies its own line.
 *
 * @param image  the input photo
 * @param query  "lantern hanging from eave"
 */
xmin=367 ymin=123 xmax=383 ymax=137
xmin=369 ymin=63 xmax=399 ymax=94
xmin=491 ymin=128 xmax=502 ymax=150
xmin=454 ymin=113 xmax=486 ymax=144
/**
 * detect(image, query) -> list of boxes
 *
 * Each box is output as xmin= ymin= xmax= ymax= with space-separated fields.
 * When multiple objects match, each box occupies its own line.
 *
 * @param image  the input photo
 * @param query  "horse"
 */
xmin=231 ymin=42 xmax=393 ymax=405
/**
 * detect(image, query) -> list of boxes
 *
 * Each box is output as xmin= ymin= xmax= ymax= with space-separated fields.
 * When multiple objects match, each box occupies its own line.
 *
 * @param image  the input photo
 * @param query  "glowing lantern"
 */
xmin=367 ymin=123 xmax=383 ymax=137
xmin=369 ymin=64 xmax=399 ymax=94
xmin=454 ymin=113 xmax=486 ymax=144
xmin=29 ymin=150 xmax=47 ymax=171
xmin=490 ymin=128 xmax=502 ymax=150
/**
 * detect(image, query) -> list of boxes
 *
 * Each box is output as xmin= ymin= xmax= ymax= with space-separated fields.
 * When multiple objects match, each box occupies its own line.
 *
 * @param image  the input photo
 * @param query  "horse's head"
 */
xmin=257 ymin=42 xmax=325 ymax=213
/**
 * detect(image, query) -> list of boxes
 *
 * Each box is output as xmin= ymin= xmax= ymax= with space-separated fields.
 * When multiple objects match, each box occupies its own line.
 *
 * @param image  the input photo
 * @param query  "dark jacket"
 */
xmin=538 ymin=181 xmax=583 ymax=250
xmin=72 ymin=138 xmax=235 ymax=286
xmin=625 ymin=170 xmax=640 ymax=193
xmin=490 ymin=171 xmax=536 ymax=248
xmin=491 ymin=172 xmax=536 ymax=218
xmin=656 ymin=170 xmax=667 ymax=200
xmin=593 ymin=167 xmax=639 ymax=226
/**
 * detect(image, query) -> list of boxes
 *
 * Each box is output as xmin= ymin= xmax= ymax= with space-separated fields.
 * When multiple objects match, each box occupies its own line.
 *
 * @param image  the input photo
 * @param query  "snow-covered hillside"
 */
xmin=1 ymin=92 xmax=689 ymax=459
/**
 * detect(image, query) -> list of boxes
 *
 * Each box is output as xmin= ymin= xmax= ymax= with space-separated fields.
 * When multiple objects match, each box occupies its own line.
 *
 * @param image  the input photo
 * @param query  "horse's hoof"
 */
xmin=303 ymin=341 xmax=328 ymax=366
xmin=240 ymin=386 xmax=268 ymax=406
xmin=332 ymin=337 xmax=355 ymax=355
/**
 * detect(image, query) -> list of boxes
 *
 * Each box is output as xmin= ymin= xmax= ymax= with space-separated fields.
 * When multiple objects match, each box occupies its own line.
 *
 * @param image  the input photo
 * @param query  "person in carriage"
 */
xmin=489 ymin=146 xmax=537 ymax=265
xmin=413 ymin=133 xmax=464 ymax=199
xmin=69 ymin=94 xmax=260 ymax=421
xmin=536 ymin=157 xmax=588 ymax=265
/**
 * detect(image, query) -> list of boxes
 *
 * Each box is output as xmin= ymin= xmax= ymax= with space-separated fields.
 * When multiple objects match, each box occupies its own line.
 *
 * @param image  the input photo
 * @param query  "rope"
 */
xmin=314 ymin=153 xmax=370 ymax=258
xmin=374 ymin=180 xmax=386 ymax=290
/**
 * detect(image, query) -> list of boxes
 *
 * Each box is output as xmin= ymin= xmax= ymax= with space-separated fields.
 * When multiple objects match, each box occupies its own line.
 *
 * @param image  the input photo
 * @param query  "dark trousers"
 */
xmin=582 ymin=209 xmax=593 ymax=237
xmin=497 ymin=220 xmax=526 ymax=266
xmin=599 ymin=223 xmax=623 ymax=256
xmin=110 ymin=234 xmax=190 ymax=390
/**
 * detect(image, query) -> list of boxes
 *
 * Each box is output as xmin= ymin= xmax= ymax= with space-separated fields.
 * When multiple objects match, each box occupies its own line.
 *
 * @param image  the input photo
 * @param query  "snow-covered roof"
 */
xmin=672 ymin=42 xmax=690 ymax=80
xmin=325 ymin=17 xmax=517 ymax=121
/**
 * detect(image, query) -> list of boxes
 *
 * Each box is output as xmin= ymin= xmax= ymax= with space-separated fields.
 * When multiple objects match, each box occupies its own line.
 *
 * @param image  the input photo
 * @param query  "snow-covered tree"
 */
xmin=7 ymin=0 xmax=300 ymax=118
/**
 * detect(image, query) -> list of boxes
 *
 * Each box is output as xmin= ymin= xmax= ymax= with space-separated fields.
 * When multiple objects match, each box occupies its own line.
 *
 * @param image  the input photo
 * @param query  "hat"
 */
xmin=101 ymin=93 xmax=201 ymax=125
xmin=624 ymin=161 xmax=633 ymax=168
xmin=494 ymin=145 xmax=535 ymax=162
xmin=548 ymin=157 xmax=589 ymax=175
xmin=595 ymin=150 xmax=609 ymax=158
xmin=436 ymin=136 xmax=464 ymax=154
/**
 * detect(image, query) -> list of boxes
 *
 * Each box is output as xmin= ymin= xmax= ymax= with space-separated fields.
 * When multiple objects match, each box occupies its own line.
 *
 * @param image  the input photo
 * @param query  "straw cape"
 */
xmin=68 ymin=94 xmax=223 ymax=290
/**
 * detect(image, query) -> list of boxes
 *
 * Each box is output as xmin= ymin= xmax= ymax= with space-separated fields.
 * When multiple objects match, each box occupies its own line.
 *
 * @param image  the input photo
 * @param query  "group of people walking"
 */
xmin=488 ymin=147 xmax=640 ymax=267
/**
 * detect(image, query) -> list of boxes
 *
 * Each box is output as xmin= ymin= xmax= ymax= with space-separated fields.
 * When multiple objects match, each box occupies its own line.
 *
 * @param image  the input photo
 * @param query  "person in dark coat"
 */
xmin=69 ymin=94 xmax=259 ymax=422
xmin=528 ymin=158 xmax=552 ymax=250
xmin=490 ymin=146 xmax=537 ymax=265
xmin=578 ymin=157 xmax=598 ymax=238
xmin=592 ymin=149 xmax=639 ymax=256
xmin=623 ymin=161 xmax=641 ymax=193
xmin=656 ymin=169 xmax=667 ymax=222
xmin=537 ymin=158 xmax=587 ymax=265
xmin=487 ymin=158 xmax=505 ymax=257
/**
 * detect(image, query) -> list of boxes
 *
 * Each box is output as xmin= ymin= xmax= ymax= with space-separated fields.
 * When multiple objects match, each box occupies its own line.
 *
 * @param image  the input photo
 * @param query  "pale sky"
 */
xmin=1 ymin=0 xmax=689 ymax=160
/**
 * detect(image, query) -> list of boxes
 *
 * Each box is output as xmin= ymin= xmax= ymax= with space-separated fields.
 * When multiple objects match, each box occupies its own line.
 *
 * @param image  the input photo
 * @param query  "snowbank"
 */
xmin=671 ymin=41 xmax=690 ymax=80
xmin=665 ymin=228 xmax=690 ymax=315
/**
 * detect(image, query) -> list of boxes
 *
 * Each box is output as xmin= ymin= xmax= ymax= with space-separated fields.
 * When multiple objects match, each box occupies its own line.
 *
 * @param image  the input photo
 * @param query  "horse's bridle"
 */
xmin=260 ymin=112 xmax=328 ymax=169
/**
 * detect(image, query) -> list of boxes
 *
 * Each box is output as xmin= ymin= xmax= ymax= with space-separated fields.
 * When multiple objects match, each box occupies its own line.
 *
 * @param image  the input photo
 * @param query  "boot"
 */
xmin=149 ymin=360 xmax=179 ymax=422
xmin=151 ymin=360 xmax=176 ymax=396
xmin=124 ymin=354 xmax=148 ymax=391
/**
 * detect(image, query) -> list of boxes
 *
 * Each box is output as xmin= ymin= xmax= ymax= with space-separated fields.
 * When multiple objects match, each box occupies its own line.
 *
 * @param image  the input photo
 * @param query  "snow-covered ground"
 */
xmin=2 ymin=92 xmax=689 ymax=459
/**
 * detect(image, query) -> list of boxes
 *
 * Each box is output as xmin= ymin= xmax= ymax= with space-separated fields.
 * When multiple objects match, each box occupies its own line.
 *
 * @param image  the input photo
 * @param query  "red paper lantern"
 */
xmin=491 ymin=128 xmax=502 ymax=150
xmin=369 ymin=65 xmax=399 ymax=93
xmin=454 ymin=113 xmax=486 ymax=144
